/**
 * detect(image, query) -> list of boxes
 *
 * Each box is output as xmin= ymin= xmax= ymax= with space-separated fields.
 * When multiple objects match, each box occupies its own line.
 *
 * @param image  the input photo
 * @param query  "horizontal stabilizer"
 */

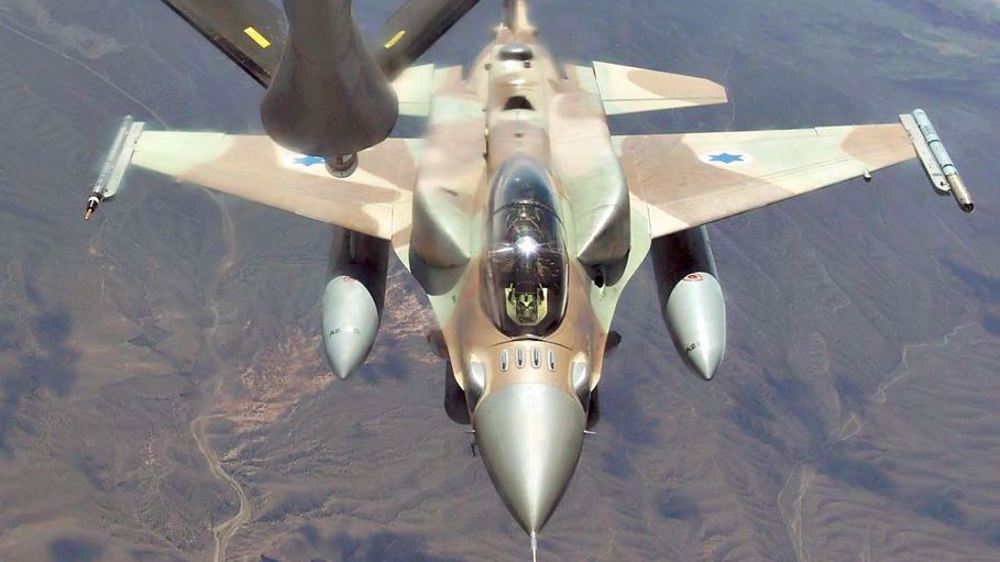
xmin=591 ymin=61 xmax=728 ymax=115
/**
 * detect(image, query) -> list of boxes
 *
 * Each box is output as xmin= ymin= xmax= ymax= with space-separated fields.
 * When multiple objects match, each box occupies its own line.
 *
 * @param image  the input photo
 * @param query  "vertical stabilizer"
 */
xmin=503 ymin=0 xmax=532 ymax=33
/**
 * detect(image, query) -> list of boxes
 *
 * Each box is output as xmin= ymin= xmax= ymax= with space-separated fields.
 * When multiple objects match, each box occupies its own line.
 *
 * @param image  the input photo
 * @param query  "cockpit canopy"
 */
xmin=483 ymin=157 xmax=568 ymax=338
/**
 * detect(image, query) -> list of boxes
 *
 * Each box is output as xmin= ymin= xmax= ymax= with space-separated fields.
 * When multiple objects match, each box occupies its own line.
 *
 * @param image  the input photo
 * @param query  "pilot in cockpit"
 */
xmin=505 ymin=233 xmax=550 ymax=327
xmin=485 ymin=157 xmax=568 ymax=337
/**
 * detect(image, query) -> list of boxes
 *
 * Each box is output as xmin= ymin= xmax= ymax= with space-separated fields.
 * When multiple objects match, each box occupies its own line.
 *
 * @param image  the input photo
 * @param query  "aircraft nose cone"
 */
xmin=473 ymin=383 xmax=586 ymax=533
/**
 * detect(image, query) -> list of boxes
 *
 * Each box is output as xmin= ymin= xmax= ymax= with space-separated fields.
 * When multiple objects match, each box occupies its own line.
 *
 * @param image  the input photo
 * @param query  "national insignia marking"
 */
xmin=707 ymin=152 xmax=744 ymax=164
xmin=290 ymin=155 xmax=326 ymax=167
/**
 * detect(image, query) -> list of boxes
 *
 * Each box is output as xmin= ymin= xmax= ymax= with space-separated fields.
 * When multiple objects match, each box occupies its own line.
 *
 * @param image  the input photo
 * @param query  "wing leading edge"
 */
xmin=616 ymin=123 xmax=920 ymax=238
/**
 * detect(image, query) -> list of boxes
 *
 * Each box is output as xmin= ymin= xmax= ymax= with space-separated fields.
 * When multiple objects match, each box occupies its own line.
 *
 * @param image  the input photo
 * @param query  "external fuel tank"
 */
xmin=651 ymin=226 xmax=726 ymax=380
xmin=321 ymin=227 xmax=389 ymax=378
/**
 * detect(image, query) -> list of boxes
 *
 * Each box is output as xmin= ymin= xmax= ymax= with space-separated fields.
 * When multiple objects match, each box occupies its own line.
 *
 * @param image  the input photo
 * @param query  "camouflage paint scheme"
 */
xmin=129 ymin=8 xmax=920 ymax=392
xmin=121 ymin=0 xmax=932 ymax=543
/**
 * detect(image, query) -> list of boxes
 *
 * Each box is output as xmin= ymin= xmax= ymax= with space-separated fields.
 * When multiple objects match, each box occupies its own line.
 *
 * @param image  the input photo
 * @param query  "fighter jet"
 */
xmin=84 ymin=0 xmax=975 ymax=556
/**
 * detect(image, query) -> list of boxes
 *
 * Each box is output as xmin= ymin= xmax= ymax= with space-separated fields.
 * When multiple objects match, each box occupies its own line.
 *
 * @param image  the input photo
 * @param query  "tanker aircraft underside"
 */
xmin=83 ymin=0 xmax=975 ymax=557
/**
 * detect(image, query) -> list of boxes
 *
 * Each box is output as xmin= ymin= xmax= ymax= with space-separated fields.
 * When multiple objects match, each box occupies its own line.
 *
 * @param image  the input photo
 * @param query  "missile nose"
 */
xmin=473 ymin=383 xmax=586 ymax=534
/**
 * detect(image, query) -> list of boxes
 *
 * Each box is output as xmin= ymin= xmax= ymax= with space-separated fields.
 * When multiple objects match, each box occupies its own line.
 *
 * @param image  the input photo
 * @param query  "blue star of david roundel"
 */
xmin=709 ymin=152 xmax=744 ymax=164
xmin=698 ymin=150 xmax=753 ymax=166
xmin=292 ymin=155 xmax=326 ymax=167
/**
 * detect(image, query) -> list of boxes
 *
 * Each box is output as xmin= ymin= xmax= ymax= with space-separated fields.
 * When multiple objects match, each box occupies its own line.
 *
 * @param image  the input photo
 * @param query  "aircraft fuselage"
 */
xmin=417 ymin=10 xmax=635 ymax=536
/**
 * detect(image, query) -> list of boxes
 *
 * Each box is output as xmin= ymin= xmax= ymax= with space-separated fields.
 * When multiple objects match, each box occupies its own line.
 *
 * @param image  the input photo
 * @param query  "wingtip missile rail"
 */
xmin=84 ymin=115 xmax=145 ymax=220
xmin=900 ymin=109 xmax=975 ymax=213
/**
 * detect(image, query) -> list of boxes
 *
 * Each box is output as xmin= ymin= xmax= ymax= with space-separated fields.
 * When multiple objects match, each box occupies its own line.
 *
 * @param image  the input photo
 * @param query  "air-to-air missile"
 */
xmin=652 ymin=226 xmax=726 ymax=381
xmin=322 ymin=228 xmax=389 ymax=378
xmin=84 ymin=115 xmax=144 ymax=219
xmin=900 ymin=108 xmax=975 ymax=213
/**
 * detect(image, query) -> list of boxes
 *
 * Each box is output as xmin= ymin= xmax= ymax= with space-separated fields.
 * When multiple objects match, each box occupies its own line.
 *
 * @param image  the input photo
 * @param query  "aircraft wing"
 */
xmin=130 ymin=131 xmax=419 ymax=240
xmin=160 ymin=0 xmax=287 ymax=86
xmin=615 ymin=124 xmax=918 ymax=238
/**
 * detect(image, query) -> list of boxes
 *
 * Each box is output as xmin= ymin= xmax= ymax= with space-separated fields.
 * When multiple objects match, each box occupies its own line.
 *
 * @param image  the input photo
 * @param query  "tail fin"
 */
xmin=503 ymin=0 xmax=532 ymax=33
